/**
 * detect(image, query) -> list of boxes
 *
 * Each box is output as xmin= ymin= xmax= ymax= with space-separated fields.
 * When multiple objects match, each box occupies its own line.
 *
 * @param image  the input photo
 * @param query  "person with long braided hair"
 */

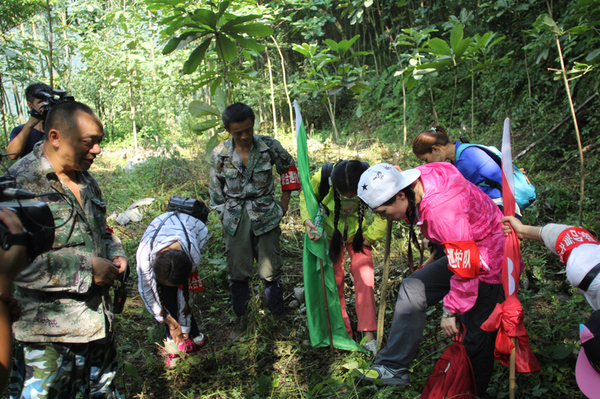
xmin=354 ymin=163 xmax=511 ymax=397
xmin=137 ymin=210 xmax=209 ymax=369
xmin=299 ymin=160 xmax=387 ymax=354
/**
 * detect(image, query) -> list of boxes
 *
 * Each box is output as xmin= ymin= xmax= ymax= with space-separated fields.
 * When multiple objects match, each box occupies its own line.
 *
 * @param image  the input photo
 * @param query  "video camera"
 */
xmin=0 ymin=165 xmax=54 ymax=260
xmin=29 ymin=88 xmax=75 ymax=127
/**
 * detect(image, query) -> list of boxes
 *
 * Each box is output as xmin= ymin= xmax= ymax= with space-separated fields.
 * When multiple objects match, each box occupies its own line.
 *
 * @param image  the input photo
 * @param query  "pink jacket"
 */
xmin=415 ymin=163 xmax=507 ymax=314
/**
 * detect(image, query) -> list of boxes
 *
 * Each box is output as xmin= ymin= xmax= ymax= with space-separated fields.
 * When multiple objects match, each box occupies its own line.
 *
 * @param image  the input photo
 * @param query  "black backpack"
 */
xmin=167 ymin=196 xmax=209 ymax=223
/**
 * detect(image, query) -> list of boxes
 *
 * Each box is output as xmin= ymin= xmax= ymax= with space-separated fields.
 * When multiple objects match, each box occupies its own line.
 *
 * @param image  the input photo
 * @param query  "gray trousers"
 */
xmin=375 ymin=256 xmax=503 ymax=396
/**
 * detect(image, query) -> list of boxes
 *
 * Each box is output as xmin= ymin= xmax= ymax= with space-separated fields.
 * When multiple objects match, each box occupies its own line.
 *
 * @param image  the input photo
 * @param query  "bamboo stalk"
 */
xmin=555 ymin=35 xmax=585 ymax=226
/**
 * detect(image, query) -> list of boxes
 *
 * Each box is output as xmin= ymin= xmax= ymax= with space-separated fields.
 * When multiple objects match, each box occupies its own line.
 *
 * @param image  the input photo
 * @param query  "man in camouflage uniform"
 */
xmin=209 ymin=102 xmax=300 ymax=339
xmin=8 ymin=101 xmax=127 ymax=398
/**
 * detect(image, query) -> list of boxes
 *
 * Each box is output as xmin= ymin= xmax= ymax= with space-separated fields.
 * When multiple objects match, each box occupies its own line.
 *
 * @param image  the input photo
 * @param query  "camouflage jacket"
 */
xmin=9 ymin=144 xmax=126 ymax=343
xmin=209 ymin=134 xmax=296 ymax=236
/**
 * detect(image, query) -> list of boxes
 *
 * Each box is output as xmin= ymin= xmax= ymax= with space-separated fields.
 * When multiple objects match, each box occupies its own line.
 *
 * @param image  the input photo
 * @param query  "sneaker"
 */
xmin=355 ymin=364 xmax=410 ymax=386
xmin=166 ymin=353 xmax=180 ymax=370
xmin=179 ymin=334 xmax=206 ymax=353
xmin=362 ymin=339 xmax=377 ymax=356
xmin=230 ymin=315 xmax=248 ymax=340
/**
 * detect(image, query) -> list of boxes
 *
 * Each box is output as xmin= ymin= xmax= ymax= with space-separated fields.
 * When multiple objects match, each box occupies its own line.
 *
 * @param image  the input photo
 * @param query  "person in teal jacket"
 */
xmin=299 ymin=160 xmax=387 ymax=354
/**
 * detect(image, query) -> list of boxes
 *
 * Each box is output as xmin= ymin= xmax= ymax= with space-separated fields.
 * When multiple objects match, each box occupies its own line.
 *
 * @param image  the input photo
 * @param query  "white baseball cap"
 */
xmin=357 ymin=163 xmax=421 ymax=208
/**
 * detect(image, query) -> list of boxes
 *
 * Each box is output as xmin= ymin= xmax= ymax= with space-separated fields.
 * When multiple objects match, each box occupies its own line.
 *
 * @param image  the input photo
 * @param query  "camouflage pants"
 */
xmin=9 ymin=338 xmax=120 ymax=399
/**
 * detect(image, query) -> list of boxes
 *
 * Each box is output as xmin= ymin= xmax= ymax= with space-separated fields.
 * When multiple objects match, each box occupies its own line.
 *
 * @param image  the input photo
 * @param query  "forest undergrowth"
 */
xmin=36 ymin=128 xmax=595 ymax=399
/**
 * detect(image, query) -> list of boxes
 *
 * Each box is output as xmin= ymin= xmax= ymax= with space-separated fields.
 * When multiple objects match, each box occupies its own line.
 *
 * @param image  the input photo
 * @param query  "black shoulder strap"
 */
xmin=475 ymin=146 xmax=502 ymax=168
xmin=149 ymin=212 xmax=191 ymax=254
xmin=318 ymin=163 xmax=334 ymax=202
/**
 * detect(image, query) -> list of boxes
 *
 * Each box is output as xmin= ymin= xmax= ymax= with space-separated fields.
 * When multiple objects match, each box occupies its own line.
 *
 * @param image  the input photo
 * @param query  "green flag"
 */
xmin=294 ymin=100 xmax=363 ymax=351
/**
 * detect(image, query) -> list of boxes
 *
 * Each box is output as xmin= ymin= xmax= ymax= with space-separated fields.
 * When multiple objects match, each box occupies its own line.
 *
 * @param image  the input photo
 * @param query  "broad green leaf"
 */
xmin=230 ymin=34 xmax=264 ymax=52
xmin=335 ymin=34 xmax=360 ymax=56
xmin=191 ymin=119 xmax=221 ymax=133
xmin=406 ymin=76 xmax=418 ymax=90
xmin=182 ymin=38 xmax=212 ymax=74
xmin=450 ymin=23 xmax=464 ymax=51
xmin=189 ymin=101 xmax=220 ymax=118
xmin=221 ymin=15 xmax=261 ymax=31
xmin=215 ymin=34 xmax=237 ymax=62
xmin=533 ymin=14 xmax=561 ymax=35
xmin=292 ymin=43 xmax=311 ymax=58
xmin=426 ymin=38 xmax=451 ymax=55
xmin=453 ymin=37 xmax=471 ymax=60
xmin=210 ymin=76 xmax=223 ymax=96
xmin=227 ymin=23 xmax=274 ymax=37
xmin=324 ymin=39 xmax=339 ymax=53
xmin=191 ymin=9 xmax=217 ymax=28
xmin=348 ymin=51 xmax=373 ymax=60
xmin=217 ymin=0 xmax=230 ymax=19
xmin=586 ymin=49 xmax=600 ymax=62
xmin=163 ymin=37 xmax=181 ymax=54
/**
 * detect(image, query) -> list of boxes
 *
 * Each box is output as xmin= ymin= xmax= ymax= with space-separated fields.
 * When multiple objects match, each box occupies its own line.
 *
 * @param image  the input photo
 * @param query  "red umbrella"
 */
xmin=480 ymin=118 xmax=540 ymax=398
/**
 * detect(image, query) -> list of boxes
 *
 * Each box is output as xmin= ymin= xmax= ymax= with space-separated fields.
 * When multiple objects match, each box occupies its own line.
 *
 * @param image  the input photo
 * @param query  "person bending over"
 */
xmin=137 ymin=209 xmax=209 ymax=369
xmin=355 ymin=163 xmax=512 ymax=397
xmin=300 ymin=160 xmax=386 ymax=354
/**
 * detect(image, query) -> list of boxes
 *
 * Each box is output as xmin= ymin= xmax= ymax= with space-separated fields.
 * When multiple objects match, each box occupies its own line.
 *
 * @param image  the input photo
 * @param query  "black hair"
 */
xmin=329 ymin=160 xmax=370 ymax=263
xmin=222 ymin=102 xmax=255 ymax=129
xmin=25 ymin=83 xmax=52 ymax=103
xmin=402 ymin=186 xmax=422 ymax=273
xmin=153 ymin=249 xmax=194 ymax=318
xmin=44 ymin=101 xmax=102 ymax=137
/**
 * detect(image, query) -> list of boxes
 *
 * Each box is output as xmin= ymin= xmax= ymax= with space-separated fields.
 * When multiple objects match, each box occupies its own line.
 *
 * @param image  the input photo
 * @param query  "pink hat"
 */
xmin=576 ymin=310 xmax=600 ymax=397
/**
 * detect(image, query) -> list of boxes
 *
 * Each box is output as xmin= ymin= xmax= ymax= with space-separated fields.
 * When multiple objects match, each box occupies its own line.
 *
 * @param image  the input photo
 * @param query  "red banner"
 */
xmin=179 ymin=270 xmax=204 ymax=292
xmin=442 ymin=240 xmax=481 ymax=279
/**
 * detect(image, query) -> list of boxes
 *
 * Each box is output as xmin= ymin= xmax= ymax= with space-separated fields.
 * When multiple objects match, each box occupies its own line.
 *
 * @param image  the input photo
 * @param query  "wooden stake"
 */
xmin=376 ymin=220 xmax=393 ymax=353
xmin=510 ymin=337 xmax=516 ymax=399
xmin=319 ymin=258 xmax=334 ymax=354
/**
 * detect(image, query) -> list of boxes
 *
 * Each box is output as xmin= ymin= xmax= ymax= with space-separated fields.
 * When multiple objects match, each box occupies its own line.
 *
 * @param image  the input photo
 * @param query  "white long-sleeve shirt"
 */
xmin=136 ymin=212 xmax=209 ymax=333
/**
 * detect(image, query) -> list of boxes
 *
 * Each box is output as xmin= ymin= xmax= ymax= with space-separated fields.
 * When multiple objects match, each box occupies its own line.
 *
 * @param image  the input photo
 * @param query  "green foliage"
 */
xmin=149 ymin=0 xmax=273 ymax=98
xmin=0 ymin=0 xmax=45 ymax=33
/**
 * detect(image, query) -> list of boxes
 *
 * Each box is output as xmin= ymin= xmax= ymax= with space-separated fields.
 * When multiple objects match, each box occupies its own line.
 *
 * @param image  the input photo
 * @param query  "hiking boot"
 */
xmin=166 ymin=353 xmax=180 ymax=370
xmin=230 ymin=315 xmax=248 ymax=340
xmin=355 ymin=364 xmax=410 ymax=386
xmin=362 ymin=339 xmax=377 ymax=356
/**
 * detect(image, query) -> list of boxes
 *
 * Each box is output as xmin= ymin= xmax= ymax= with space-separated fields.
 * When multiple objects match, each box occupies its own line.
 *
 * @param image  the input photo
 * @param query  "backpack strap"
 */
xmin=149 ymin=212 xmax=192 ymax=254
xmin=455 ymin=143 xmax=503 ymax=190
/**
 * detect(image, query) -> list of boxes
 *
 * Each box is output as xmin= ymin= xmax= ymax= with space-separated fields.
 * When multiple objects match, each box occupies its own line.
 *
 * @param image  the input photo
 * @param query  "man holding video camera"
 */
xmin=7 ymin=83 xmax=53 ymax=160
xmin=7 ymin=101 xmax=127 ymax=398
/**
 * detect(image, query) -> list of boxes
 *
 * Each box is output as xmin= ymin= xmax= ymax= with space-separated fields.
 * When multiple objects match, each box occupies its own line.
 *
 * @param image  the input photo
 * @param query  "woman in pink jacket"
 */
xmin=355 ymin=162 xmax=507 ymax=396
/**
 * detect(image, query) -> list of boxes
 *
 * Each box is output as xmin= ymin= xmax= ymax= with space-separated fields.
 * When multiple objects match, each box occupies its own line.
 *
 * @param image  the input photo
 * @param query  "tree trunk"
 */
xmin=265 ymin=44 xmax=277 ymax=139
xmin=325 ymin=97 xmax=339 ymax=142
xmin=46 ymin=0 xmax=54 ymax=87
xmin=0 ymin=76 xmax=7 ymax=144
xmin=271 ymin=35 xmax=295 ymax=150
xmin=11 ymin=80 xmax=22 ymax=124
xmin=128 ymin=83 xmax=138 ymax=151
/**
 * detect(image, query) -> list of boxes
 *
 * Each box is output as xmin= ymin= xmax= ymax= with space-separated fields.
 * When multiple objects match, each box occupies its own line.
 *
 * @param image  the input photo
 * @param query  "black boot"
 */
xmin=265 ymin=279 xmax=284 ymax=316
xmin=230 ymin=281 xmax=249 ymax=317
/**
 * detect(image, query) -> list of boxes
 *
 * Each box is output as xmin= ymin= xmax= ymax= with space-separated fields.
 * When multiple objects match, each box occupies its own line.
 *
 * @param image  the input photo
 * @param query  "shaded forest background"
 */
xmin=1 ymin=0 xmax=600 ymax=398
